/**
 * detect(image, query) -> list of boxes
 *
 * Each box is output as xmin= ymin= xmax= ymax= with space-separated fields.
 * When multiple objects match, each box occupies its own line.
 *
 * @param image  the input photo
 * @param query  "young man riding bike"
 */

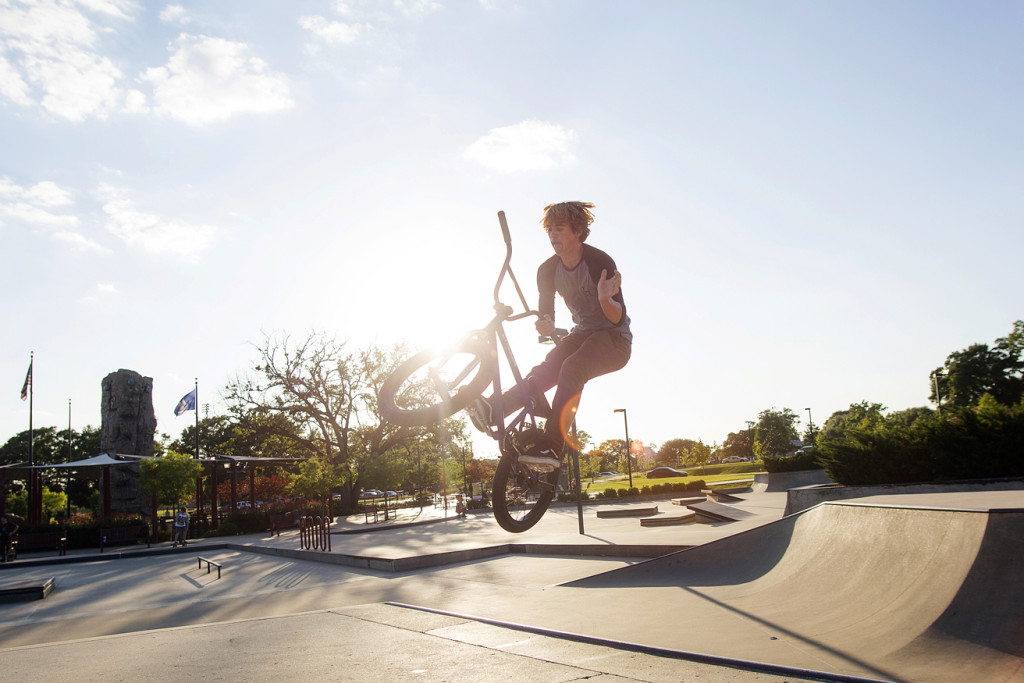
xmin=469 ymin=201 xmax=633 ymax=468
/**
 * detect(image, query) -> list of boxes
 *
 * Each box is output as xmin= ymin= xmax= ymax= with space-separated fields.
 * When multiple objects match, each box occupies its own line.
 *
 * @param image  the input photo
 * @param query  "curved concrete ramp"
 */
xmin=566 ymin=501 xmax=1024 ymax=682
xmin=751 ymin=468 xmax=833 ymax=493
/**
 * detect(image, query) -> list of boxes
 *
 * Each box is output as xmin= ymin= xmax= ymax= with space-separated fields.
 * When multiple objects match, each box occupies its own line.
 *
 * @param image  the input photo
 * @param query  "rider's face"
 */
xmin=546 ymin=223 xmax=582 ymax=256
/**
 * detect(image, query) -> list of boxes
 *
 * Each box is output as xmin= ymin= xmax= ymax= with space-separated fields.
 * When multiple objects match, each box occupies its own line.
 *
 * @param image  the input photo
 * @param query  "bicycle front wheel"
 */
xmin=491 ymin=447 xmax=557 ymax=533
xmin=378 ymin=337 xmax=495 ymax=427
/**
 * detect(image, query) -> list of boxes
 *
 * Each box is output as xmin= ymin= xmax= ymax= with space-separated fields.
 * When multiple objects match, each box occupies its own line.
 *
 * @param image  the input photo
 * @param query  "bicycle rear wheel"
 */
xmin=378 ymin=337 xmax=495 ymax=427
xmin=491 ymin=445 xmax=557 ymax=533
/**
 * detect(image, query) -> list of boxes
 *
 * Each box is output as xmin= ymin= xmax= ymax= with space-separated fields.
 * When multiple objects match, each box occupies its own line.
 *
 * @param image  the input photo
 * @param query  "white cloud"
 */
xmin=464 ymin=119 xmax=577 ymax=172
xmin=23 ymin=180 xmax=73 ymax=207
xmin=393 ymin=0 xmax=443 ymax=16
xmin=159 ymin=4 xmax=190 ymax=25
xmin=0 ymin=177 xmax=79 ymax=228
xmin=0 ymin=54 xmax=31 ymax=104
xmin=52 ymin=228 xmax=110 ymax=253
xmin=95 ymin=282 xmax=118 ymax=294
xmin=0 ymin=0 xmax=132 ymax=120
xmin=0 ymin=175 xmax=112 ymax=251
xmin=299 ymin=15 xmax=361 ymax=45
xmin=141 ymin=34 xmax=293 ymax=126
xmin=97 ymin=183 xmax=217 ymax=261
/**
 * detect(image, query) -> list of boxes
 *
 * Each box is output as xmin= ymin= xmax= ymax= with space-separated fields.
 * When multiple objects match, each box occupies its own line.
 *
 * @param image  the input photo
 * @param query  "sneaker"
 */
xmin=517 ymin=436 xmax=562 ymax=470
xmin=466 ymin=395 xmax=493 ymax=433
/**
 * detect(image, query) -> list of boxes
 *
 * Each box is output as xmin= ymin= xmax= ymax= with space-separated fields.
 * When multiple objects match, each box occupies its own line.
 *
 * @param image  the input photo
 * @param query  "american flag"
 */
xmin=20 ymin=361 xmax=32 ymax=401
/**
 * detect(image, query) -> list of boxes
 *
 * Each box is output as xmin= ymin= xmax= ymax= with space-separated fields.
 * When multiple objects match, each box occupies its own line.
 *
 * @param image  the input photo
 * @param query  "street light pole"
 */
xmin=614 ymin=409 xmax=632 ymax=489
xmin=805 ymin=407 xmax=813 ymax=438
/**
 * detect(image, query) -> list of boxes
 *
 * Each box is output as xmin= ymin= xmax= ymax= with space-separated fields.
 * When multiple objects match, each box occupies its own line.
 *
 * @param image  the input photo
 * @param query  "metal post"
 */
xmin=67 ymin=399 xmax=72 ymax=519
xmin=614 ymin=409 xmax=632 ymax=489
xmin=805 ymin=407 xmax=813 ymax=440
xmin=571 ymin=421 xmax=584 ymax=535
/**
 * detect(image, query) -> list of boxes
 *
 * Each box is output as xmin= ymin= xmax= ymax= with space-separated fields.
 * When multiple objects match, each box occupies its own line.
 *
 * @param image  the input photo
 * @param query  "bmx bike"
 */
xmin=377 ymin=211 xmax=580 ymax=533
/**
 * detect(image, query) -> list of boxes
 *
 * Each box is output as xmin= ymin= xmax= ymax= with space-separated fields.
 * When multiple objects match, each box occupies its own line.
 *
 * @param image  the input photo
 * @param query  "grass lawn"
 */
xmin=583 ymin=463 xmax=763 ymax=495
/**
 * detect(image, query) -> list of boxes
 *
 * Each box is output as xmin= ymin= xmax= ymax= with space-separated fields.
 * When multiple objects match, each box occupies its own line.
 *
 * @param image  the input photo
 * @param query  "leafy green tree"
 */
xmin=139 ymin=450 xmax=204 ymax=509
xmin=818 ymin=402 xmax=887 ymax=444
xmin=753 ymin=408 xmax=800 ymax=458
xmin=684 ymin=440 xmax=713 ymax=473
xmin=932 ymin=320 xmax=1024 ymax=408
xmin=657 ymin=438 xmax=696 ymax=467
xmin=171 ymin=415 xmax=236 ymax=458
xmin=288 ymin=456 xmax=345 ymax=503
xmin=720 ymin=429 xmax=754 ymax=461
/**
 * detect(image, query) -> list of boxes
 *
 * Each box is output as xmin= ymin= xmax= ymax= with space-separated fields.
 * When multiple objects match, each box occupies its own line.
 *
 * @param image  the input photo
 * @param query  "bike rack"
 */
xmin=299 ymin=515 xmax=332 ymax=551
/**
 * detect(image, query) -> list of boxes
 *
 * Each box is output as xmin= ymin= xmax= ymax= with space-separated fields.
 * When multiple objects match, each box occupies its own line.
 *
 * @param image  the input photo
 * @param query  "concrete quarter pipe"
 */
xmin=565 ymin=501 xmax=1024 ymax=683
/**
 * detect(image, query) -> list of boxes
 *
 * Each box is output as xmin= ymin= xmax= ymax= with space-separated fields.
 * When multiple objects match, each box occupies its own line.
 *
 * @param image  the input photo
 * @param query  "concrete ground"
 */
xmin=1 ymin=489 xmax=1022 ymax=682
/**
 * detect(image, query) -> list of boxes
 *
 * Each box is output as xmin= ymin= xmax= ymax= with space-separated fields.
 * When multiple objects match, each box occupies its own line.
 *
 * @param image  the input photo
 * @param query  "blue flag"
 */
xmin=174 ymin=388 xmax=197 ymax=416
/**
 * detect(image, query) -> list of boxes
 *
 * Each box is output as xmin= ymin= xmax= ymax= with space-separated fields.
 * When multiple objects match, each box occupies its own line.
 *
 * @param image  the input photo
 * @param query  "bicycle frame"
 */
xmin=461 ymin=210 xmax=550 ymax=442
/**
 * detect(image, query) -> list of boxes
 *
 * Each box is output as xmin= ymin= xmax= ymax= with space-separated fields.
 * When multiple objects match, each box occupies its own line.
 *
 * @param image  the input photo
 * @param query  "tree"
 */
xmin=818 ymin=402 xmax=887 ymax=444
xmin=683 ymin=440 xmax=713 ymax=473
xmin=224 ymin=332 xmax=428 ymax=512
xmin=171 ymin=415 xmax=236 ymax=458
xmin=932 ymin=320 xmax=1024 ymax=409
xmin=720 ymin=429 xmax=754 ymax=461
xmin=657 ymin=439 xmax=697 ymax=467
xmin=753 ymin=408 xmax=800 ymax=458
xmin=288 ymin=456 xmax=345 ymax=504
xmin=592 ymin=438 xmax=635 ymax=473
xmin=139 ymin=451 xmax=203 ymax=509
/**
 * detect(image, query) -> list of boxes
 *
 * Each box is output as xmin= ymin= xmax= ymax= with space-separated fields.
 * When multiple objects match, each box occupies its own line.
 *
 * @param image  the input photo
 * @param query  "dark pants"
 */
xmin=498 ymin=328 xmax=631 ymax=447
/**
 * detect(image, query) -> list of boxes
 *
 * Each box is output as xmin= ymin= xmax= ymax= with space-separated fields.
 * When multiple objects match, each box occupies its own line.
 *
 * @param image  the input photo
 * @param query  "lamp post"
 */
xmin=805 ymin=407 xmax=814 ymax=440
xmin=745 ymin=420 xmax=755 ymax=461
xmin=613 ymin=409 xmax=632 ymax=489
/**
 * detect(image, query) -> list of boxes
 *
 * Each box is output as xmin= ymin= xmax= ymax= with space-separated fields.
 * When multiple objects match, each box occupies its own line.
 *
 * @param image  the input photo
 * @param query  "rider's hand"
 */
xmin=536 ymin=315 xmax=556 ymax=337
xmin=597 ymin=269 xmax=621 ymax=301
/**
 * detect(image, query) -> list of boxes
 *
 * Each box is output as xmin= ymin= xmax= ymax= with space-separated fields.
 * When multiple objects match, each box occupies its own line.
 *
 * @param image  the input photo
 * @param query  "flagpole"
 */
xmin=194 ymin=378 xmax=199 ymax=460
xmin=28 ymin=352 xmax=35 ymax=524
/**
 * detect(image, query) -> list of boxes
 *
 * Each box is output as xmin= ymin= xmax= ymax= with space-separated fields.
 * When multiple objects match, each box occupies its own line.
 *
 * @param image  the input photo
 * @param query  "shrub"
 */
xmin=763 ymin=450 xmax=824 ymax=473
xmin=221 ymin=511 xmax=268 ymax=534
xmin=817 ymin=398 xmax=1024 ymax=485
xmin=640 ymin=486 xmax=651 ymax=495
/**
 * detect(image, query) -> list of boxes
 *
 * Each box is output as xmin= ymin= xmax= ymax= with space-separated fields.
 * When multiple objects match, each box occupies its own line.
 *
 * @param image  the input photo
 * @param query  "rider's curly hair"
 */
xmin=540 ymin=201 xmax=595 ymax=242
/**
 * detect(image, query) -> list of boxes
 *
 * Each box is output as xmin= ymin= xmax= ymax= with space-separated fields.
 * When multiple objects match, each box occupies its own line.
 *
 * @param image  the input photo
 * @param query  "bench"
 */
xmin=99 ymin=525 xmax=150 ymax=552
xmin=363 ymin=504 xmax=390 ymax=523
xmin=269 ymin=513 xmax=296 ymax=536
xmin=12 ymin=531 xmax=67 ymax=558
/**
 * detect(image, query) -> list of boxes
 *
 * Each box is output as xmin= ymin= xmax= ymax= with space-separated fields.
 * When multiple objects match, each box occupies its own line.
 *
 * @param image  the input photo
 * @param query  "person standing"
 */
xmin=172 ymin=507 xmax=189 ymax=547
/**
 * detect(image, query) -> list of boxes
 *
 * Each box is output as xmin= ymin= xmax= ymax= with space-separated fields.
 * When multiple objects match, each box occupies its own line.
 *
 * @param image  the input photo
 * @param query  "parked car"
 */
xmin=646 ymin=466 xmax=688 ymax=479
xmin=358 ymin=489 xmax=384 ymax=500
xmin=597 ymin=471 xmax=618 ymax=477
xmin=723 ymin=456 xmax=749 ymax=463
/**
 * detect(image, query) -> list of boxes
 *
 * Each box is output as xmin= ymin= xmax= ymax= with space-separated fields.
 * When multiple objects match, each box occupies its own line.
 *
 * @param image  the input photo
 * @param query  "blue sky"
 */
xmin=2 ymin=0 xmax=1022 ymax=458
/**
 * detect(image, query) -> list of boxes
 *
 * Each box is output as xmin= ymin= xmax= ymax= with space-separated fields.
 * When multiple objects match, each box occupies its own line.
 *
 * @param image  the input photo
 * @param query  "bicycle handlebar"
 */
xmin=498 ymin=210 xmax=512 ymax=245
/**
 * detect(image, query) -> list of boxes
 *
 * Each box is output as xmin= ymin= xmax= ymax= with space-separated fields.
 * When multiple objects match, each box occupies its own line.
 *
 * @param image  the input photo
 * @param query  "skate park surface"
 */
xmin=2 ymin=486 xmax=1023 ymax=682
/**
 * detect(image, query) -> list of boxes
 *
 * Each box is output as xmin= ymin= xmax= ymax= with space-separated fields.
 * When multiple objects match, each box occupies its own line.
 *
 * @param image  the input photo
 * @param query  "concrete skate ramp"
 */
xmin=566 ymin=501 xmax=1024 ymax=682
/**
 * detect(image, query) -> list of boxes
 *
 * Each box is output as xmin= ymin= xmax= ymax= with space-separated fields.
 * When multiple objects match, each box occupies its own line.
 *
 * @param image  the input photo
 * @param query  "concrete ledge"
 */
xmin=0 ymin=577 xmax=55 ymax=602
xmin=671 ymin=497 xmax=705 ymax=506
xmin=784 ymin=477 xmax=1024 ymax=516
xmin=596 ymin=505 xmax=659 ymax=518
xmin=687 ymin=500 xmax=752 ymax=523
xmin=641 ymin=512 xmax=695 ymax=527
xmin=702 ymin=487 xmax=751 ymax=502
xmin=231 ymin=542 xmax=690 ymax=573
